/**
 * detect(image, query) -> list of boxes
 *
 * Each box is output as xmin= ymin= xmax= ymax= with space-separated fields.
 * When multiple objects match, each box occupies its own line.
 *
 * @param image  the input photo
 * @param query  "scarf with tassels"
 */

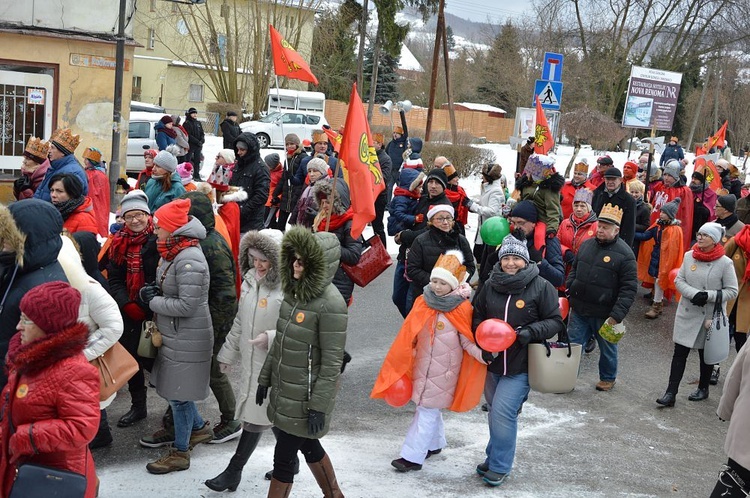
xmin=157 ymin=234 xmax=200 ymax=261
xmin=109 ymin=221 xmax=154 ymax=300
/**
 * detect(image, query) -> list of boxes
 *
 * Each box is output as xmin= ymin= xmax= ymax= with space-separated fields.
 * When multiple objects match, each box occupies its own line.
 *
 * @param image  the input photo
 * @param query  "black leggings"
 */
xmin=667 ymin=343 xmax=713 ymax=393
xmin=272 ymin=428 xmax=325 ymax=483
xmin=710 ymin=459 xmax=750 ymax=498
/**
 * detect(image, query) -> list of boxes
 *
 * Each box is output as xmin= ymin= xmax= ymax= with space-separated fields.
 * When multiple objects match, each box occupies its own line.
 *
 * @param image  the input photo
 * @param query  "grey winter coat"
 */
xmin=258 ymin=226 xmax=348 ymax=439
xmin=673 ymin=250 xmax=738 ymax=349
xmin=150 ymin=217 xmax=214 ymax=401
xmin=217 ymin=231 xmax=283 ymax=425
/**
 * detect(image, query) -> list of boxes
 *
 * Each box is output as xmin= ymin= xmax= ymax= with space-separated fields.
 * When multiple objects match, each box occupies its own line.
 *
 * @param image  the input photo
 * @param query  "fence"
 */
xmin=164 ymin=108 xmax=221 ymax=136
xmin=324 ymin=100 xmax=516 ymax=143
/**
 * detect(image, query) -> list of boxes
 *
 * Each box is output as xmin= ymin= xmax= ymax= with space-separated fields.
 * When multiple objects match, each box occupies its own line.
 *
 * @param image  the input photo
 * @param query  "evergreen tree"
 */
xmin=476 ymin=21 xmax=527 ymax=115
xmin=364 ymin=48 xmax=400 ymax=103
xmin=310 ymin=0 xmax=361 ymax=101
xmin=446 ymin=25 xmax=456 ymax=51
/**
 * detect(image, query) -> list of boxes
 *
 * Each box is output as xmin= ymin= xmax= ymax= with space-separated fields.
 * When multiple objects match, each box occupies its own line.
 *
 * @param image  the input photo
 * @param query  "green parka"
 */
xmin=258 ymin=226 xmax=348 ymax=439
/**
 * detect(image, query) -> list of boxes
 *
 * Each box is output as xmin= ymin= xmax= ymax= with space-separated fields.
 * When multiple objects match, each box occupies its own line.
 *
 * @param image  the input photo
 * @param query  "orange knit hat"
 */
xmin=153 ymin=198 xmax=191 ymax=233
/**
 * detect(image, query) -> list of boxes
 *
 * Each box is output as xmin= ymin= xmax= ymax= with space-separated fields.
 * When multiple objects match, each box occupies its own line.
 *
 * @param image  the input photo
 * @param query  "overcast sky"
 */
xmin=443 ymin=0 xmax=526 ymax=23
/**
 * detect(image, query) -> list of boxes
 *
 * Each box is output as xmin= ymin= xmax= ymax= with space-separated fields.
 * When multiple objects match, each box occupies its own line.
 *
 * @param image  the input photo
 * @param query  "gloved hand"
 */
xmin=256 ymin=385 xmax=268 ymax=406
xmin=563 ymin=250 xmax=575 ymax=264
xmin=516 ymin=328 xmax=533 ymax=347
xmin=462 ymin=197 xmax=472 ymax=207
xmin=13 ymin=175 xmax=31 ymax=194
xmin=690 ymin=291 xmax=709 ymax=306
xmin=414 ymin=214 xmax=424 ymax=224
xmin=138 ymin=284 xmax=160 ymax=305
xmin=308 ymin=410 xmax=325 ymax=436
xmin=481 ymin=350 xmax=496 ymax=365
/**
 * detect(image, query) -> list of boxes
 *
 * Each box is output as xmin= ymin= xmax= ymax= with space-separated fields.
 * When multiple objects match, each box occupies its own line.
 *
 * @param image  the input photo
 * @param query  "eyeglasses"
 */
xmin=123 ymin=212 xmax=147 ymax=222
xmin=696 ymin=233 xmax=708 ymax=238
xmin=432 ymin=216 xmax=454 ymax=223
xmin=19 ymin=314 xmax=34 ymax=326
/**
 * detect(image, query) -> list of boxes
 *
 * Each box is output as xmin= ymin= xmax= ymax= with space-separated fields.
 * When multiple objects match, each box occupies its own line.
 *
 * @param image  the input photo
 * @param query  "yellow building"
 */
xmin=131 ymin=0 xmax=316 ymax=116
xmin=0 ymin=0 xmax=136 ymax=175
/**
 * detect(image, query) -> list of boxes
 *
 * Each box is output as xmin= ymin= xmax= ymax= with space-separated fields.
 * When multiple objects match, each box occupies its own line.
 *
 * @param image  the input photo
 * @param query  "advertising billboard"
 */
xmin=622 ymin=66 xmax=682 ymax=131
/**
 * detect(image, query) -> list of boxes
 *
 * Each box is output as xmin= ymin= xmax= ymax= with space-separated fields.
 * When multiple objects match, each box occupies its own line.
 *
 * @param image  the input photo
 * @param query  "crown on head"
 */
xmin=599 ymin=203 xmax=624 ymax=225
xmin=50 ymin=128 xmax=81 ymax=154
xmin=24 ymin=137 xmax=50 ymax=162
xmin=433 ymin=251 xmax=467 ymax=284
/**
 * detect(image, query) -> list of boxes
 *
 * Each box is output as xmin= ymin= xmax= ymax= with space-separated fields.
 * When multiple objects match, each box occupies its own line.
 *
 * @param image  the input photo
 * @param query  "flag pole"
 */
xmin=324 ymin=84 xmax=353 ymax=233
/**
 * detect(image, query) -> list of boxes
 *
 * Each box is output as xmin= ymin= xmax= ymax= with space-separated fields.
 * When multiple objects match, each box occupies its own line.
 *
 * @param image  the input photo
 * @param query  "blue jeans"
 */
xmin=483 ymin=372 xmax=530 ymax=474
xmin=169 ymin=400 xmax=205 ymax=452
xmin=392 ymin=261 xmax=410 ymax=318
xmin=567 ymin=311 xmax=617 ymax=381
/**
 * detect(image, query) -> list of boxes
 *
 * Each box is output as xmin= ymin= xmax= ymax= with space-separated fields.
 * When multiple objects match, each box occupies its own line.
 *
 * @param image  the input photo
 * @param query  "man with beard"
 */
xmin=566 ymin=204 xmax=638 ymax=392
xmin=561 ymin=159 xmax=594 ymax=219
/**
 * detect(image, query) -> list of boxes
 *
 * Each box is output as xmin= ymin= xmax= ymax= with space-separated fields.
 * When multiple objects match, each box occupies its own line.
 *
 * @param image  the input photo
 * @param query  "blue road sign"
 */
xmin=542 ymin=52 xmax=564 ymax=82
xmin=533 ymin=80 xmax=563 ymax=110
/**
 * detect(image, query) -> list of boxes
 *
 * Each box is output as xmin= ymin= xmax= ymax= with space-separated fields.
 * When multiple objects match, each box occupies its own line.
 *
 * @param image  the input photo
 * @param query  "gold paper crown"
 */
xmin=574 ymin=161 xmax=589 ymax=174
xmin=24 ymin=137 xmax=50 ymax=162
xmin=599 ymin=203 xmax=624 ymax=225
xmin=50 ymin=128 xmax=81 ymax=154
xmin=311 ymin=130 xmax=327 ymax=144
xmin=432 ymin=251 xmax=467 ymax=285
xmin=82 ymin=147 xmax=102 ymax=164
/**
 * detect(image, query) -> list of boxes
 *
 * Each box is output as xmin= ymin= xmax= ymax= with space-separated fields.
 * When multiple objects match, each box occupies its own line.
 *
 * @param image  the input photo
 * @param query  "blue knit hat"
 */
xmin=510 ymin=200 xmax=538 ymax=223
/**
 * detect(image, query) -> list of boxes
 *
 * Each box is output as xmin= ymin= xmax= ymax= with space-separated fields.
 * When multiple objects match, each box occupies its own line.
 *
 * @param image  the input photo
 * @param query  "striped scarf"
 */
xmin=109 ymin=221 xmax=154 ymax=301
xmin=157 ymin=234 xmax=200 ymax=261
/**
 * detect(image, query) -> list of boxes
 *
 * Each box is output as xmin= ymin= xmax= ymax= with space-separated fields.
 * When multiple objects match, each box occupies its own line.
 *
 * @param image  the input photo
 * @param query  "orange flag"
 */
xmin=269 ymin=24 xmax=318 ymax=85
xmin=694 ymin=153 xmax=723 ymax=191
xmin=533 ymin=95 xmax=553 ymax=154
xmin=324 ymin=127 xmax=342 ymax=154
xmin=339 ymin=83 xmax=385 ymax=239
xmin=706 ymin=120 xmax=728 ymax=151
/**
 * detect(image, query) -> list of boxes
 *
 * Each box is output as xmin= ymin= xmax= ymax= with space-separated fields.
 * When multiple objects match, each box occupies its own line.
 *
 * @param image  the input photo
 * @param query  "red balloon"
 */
xmin=669 ymin=268 xmax=679 ymax=282
xmin=559 ymin=297 xmax=570 ymax=320
xmin=384 ymin=375 xmax=412 ymax=407
xmin=476 ymin=319 xmax=516 ymax=353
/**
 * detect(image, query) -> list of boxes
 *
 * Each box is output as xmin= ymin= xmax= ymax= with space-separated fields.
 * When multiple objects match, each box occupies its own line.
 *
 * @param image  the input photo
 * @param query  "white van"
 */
xmin=267 ymin=89 xmax=325 ymax=114
xmin=126 ymin=111 xmax=161 ymax=174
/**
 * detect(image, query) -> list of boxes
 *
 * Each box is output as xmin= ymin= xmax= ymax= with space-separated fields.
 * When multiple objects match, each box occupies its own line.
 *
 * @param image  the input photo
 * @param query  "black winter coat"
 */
xmin=273 ymin=150 xmax=307 ymax=213
xmin=386 ymin=135 xmax=408 ymax=172
xmin=397 ymin=191 xmax=452 ymax=262
xmin=473 ymin=264 xmax=564 ymax=376
xmin=406 ymin=225 xmax=475 ymax=299
xmin=327 ymin=218 xmax=363 ymax=303
xmin=230 ymin=132 xmax=271 ymax=232
xmin=220 ymin=118 xmax=241 ymax=149
xmin=566 ymin=236 xmax=637 ymax=322
xmin=479 ymin=230 xmax=565 ymax=288
xmin=592 ymin=184 xmax=637 ymax=247
xmin=376 ymin=148 xmax=393 ymax=196
xmin=183 ymin=115 xmax=205 ymax=148
xmin=633 ymin=199 xmax=651 ymax=255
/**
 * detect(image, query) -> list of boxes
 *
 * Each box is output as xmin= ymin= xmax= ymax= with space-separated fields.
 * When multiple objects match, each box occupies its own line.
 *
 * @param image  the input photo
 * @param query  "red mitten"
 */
xmin=415 ymin=214 xmax=424 ymax=224
xmin=124 ymin=302 xmax=147 ymax=322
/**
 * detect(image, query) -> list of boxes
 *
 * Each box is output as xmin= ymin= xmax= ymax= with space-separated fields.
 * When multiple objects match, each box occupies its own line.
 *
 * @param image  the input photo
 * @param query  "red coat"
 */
xmin=649 ymin=183 xmax=694 ymax=252
xmin=85 ymin=168 xmax=111 ymax=237
xmin=62 ymin=197 xmax=99 ymax=235
xmin=560 ymin=180 xmax=595 ymax=219
xmin=0 ymin=324 xmax=100 ymax=498
xmin=266 ymin=165 xmax=283 ymax=207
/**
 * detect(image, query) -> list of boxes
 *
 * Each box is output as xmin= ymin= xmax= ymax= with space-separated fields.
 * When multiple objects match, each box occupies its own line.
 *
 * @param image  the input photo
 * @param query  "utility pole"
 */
xmin=425 ymin=0 xmax=445 ymax=142
xmin=110 ymin=0 xmax=127 ymax=209
xmin=440 ymin=17 xmax=457 ymax=143
xmin=356 ymin=0 xmax=369 ymax=91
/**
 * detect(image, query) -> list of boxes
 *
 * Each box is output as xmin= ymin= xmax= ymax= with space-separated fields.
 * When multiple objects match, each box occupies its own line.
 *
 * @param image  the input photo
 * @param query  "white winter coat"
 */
xmin=470 ymin=180 xmax=505 ymax=245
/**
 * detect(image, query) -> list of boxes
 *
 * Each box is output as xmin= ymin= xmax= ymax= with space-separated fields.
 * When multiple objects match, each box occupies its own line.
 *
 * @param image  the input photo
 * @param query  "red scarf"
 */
xmin=109 ymin=221 xmax=154 ymax=301
xmin=733 ymin=224 xmax=750 ymax=282
xmin=317 ymin=209 xmax=354 ymax=233
xmin=691 ymin=242 xmax=725 ymax=262
xmin=393 ymin=186 xmax=420 ymax=199
xmin=157 ymin=235 xmax=200 ymax=261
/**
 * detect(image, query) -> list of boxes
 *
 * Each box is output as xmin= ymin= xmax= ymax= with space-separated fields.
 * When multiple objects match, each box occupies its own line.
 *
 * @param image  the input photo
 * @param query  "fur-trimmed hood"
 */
xmin=218 ymin=187 xmax=248 ymax=204
xmin=239 ymin=230 xmax=282 ymax=288
xmin=280 ymin=226 xmax=340 ymax=303
xmin=5 ymin=199 xmax=64 ymax=271
xmin=6 ymin=322 xmax=89 ymax=376
xmin=0 ymin=204 xmax=25 ymax=266
xmin=312 ymin=178 xmax=350 ymax=215
xmin=234 ymin=132 xmax=261 ymax=164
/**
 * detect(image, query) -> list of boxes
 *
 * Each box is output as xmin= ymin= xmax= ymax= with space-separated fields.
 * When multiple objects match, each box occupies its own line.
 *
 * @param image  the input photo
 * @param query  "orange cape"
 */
xmin=370 ymin=296 xmax=486 ymax=412
xmin=637 ymin=222 xmax=684 ymax=294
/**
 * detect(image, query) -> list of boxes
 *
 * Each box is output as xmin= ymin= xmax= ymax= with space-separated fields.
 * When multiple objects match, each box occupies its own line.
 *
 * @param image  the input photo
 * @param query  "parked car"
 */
xmin=239 ymin=111 xmax=329 ymax=148
xmin=126 ymin=111 xmax=160 ymax=174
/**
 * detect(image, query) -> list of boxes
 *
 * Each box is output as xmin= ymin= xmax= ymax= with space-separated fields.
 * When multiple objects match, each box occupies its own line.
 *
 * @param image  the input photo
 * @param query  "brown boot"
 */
xmin=308 ymin=453 xmax=344 ymax=498
xmin=146 ymin=449 xmax=190 ymax=474
xmin=644 ymin=301 xmax=663 ymax=319
xmin=267 ymin=478 xmax=293 ymax=498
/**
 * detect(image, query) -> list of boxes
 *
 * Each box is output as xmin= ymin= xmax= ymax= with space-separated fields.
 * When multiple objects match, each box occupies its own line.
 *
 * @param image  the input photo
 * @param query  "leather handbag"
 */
xmin=10 ymin=463 xmax=87 ymax=498
xmin=528 ymin=340 xmax=582 ymax=394
xmin=704 ymin=290 xmax=730 ymax=365
xmin=90 ymin=342 xmax=139 ymax=401
xmin=138 ymin=320 xmax=159 ymax=359
xmin=342 ymin=235 xmax=393 ymax=287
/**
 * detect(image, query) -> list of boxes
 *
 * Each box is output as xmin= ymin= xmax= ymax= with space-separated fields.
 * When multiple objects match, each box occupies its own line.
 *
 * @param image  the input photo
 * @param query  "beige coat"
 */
xmin=725 ymin=237 xmax=750 ymax=333
xmin=717 ymin=343 xmax=750 ymax=470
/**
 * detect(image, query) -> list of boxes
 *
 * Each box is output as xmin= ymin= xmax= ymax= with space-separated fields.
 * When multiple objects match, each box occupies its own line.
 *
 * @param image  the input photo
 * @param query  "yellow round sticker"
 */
xmin=295 ymin=312 xmax=305 ymax=323
xmin=735 ymin=254 xmax=741 ymax=260
xmin=16 ymin=384 xmax=28 ymax=398
xmin=516 ymin=299 xmax=525 ymax=309
xmin=603 ymin=256 xmax=611 ymax=263
xmin=259 ymin=298 xmax=267 ymax=309
xmin=436 ymin=321 xmax=445 ymax=330
xmin=588 ymin=230 xmax=594 ymax=236
xmin=690 ymin=264 xmax=697 ymax=271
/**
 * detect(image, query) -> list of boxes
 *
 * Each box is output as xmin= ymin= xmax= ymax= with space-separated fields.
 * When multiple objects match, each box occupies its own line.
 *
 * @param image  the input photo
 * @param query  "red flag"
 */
xmin=694 ymin=153 xmax=723 ymax=191
xmin=339 ymin=83 xmax=385 ymax=239
xmin=324 ymin=128 xmax=342 ymax=154
xmin=269 ymin=24 xmax=318 ymax=85
xmin=706 ymin=120 xmax=728 ymax=150
xmin=533 ymin=95 xmax=553 ymax=154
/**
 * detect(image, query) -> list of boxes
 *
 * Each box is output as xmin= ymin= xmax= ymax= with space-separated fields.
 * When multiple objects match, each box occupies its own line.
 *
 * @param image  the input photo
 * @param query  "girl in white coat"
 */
xmin=467 ymin=163 xmax=506 ymax=265
xmin=206 ymin=229 xmax=284 ymax=492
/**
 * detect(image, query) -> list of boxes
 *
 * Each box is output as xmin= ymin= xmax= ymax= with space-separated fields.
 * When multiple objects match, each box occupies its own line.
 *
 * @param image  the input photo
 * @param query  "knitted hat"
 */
xmin=144 ymin=149 xmax=158 ymax=159
xmin=154 ymin=150 xmax=178 ymax=173
xmin=23 ymin=137 xmax=49 ymax=164
xmin=716 ymin=159 xmax=730 ymax=171
xmin=394 ymin=126 xmax=404 ymax=135
xmin=153 ymin=198 xmax=191 ymax=233
xmin=265 ymin=153 xmax=281 ymax=169
xmin=306 ymin=157 xmax=329 ymax=177
xmin=427 ymin=204 xmax=454 ymax=220
xmin=217 ymin=149 xmax=235 ymax=164
xmin=573 ymin=188 xmax=593 ymax=207
xmin=119 ymin=190 xmax=150 ymax=215
xmin=524 ymin=154 xmax=555 ymax=181
xmin=603 ymin=167 xmax=622 ymax=178
xmin=50 ymin=128 xmax=81 ymax=155
xmin=717 ymin=194 xmax=737 ymax=213
xmin=20 ymin=281 xmax=81 ymax=336
xmin=663 ymin=159 xmax=681 ymax=180
xmin=660 ymin=197 xmax=681 ymax=220
xmin=510 ymin=200 xmax=538 ymax=223
xmin=425 ymin=168 xmax=448 ymax=189
xmin=498 ymin=234 xmax=530 ymax=264
xmin=574 ymin=158 xmax=589 ymax=174
xmin=160 ymin=115 xmax=173 ymax=125
xmin=82 ymin=147 xmax=102 ymax=165
xmin=597 ymin=155 xmax=614 ymax=166
xmin=444 ymin=164 xmax=458 ymax=181
xmin=285 ymin=134 xmax=301 ymax=146
xmin=623 ymin=161 xmax=638 ymax=178
xmin=176 ymin=162 xmax=194 ymax=184
xmin=697 ymin=222 xmax=725 ymax=244
xmin=430 ymin=250 xmax=467 ymax=290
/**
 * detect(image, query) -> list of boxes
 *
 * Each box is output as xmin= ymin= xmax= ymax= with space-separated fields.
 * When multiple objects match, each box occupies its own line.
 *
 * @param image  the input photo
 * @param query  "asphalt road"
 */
xmin=95 ymin=264 xmax=732 ymax=497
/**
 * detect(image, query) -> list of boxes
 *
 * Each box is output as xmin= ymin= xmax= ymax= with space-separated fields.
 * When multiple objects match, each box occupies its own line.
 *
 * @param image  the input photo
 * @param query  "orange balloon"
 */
xmin=559 ymin=297 xmax=570 ymax=320
xmin=669 ymin=268 xmax=679 ymax=282
xmin=476 ymin=319 xmax=516 ymax=353
xmin=384 ymin=375 xmax=412 ymax=407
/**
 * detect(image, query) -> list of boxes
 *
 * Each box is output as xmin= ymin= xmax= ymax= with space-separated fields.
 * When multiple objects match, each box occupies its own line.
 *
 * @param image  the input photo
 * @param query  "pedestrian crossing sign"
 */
xmin=533 ymin=79 xmax=563 ymax=110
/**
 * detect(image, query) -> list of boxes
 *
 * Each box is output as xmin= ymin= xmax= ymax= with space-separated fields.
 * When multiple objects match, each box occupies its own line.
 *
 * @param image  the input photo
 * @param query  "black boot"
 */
xmin=205 ymin=430 xmax=262 ymax=492
xmin=90 ymin=409 xmax=114 ymax=449
xmin=117 ymin=389 xmax=147 ymax=428
xmin=688 ymin=387 xmax=709 ymax=401
xmin=655 ymin=392 xmax=676 ymax=407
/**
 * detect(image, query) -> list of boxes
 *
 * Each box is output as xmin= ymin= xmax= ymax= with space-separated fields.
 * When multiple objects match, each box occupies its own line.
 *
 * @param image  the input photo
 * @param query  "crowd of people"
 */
xmin=1 ymin=120 xmax=749 ymax=497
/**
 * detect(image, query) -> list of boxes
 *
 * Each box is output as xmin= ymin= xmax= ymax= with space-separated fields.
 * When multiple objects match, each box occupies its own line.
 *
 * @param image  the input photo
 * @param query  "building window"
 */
xmin=150 ymin=0 xmax=156 ymax=12
xmin=132 ymin=76 xmax=142 ymax=101
xmin=148 ymin=28 xmax=156 ymax=50
xmin=188 ymin=84 xmax=204 ymax=102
